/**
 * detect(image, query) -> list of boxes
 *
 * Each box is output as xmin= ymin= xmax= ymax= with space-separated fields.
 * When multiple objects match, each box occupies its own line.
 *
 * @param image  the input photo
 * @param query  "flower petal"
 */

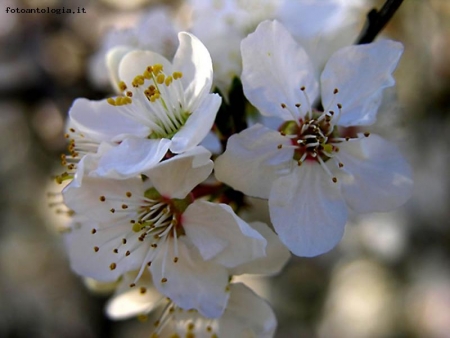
xmin=93 ymin=138 xmax=171 ymax=179
xmin=320 ymin=40 xmax=404 ymax=126
xmin=214 ymin=124 xmax=293 ymax=199
xmin=241 ymin=20 xmax=319 ymax=120
xmin=183 ymin=201 xmax=267 ymax=268
xmin=337 ymin=134 xmax=413 ymax=212
xmin=69 ymin=98 xmax=149 ymax=142
xmin=172 ymin=32 xmax=214 ymax=111
xmin=219 ymin=283 xmax=277 ymax=338
xmin=147 ymin=146 xmax=213 ymax=199
xmin=106 ymin=46 xmax=135 ymax=93
xmin=170 ymin=93 xmax=221 ymax=154
xmin=269 ymin=162 xmax=348 ymax=257
xmin=64 ymin=220 xmax=147 ymax=282
xmin=150 ymin=237 xmax=230 ymax=318
xmin=106 ymin=271 xmax=163 ymax=320
xmin=63 ymin=175 xmax=144 ymax=222
xmin=229 ymin=221 xmax=291 ymax=276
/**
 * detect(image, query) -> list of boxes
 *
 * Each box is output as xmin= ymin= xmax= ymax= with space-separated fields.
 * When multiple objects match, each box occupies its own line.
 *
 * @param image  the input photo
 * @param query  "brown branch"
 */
xmin=355 ymin=0 xmax=404 ymax=45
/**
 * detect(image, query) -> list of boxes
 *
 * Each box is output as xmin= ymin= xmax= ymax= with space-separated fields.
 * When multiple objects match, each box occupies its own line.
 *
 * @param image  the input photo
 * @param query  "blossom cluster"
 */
xmin=56 ymin=1 xmax=413 ymax=337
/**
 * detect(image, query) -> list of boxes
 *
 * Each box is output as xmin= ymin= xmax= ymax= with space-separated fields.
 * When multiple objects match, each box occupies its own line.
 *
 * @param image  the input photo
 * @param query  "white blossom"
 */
xmin=215 ymin=20 xmax=413 ymax=257
xmin=64 ymin=148 xmax=267 ymax=318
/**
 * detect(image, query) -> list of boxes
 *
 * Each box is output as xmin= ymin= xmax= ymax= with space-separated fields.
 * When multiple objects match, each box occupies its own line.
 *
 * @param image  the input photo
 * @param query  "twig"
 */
xmin=356 ymin=0 xmax=404 ymax=45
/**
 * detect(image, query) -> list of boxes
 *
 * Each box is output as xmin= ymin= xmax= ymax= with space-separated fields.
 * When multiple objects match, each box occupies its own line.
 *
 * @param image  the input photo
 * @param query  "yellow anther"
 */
xmin=323 ymin=144 xmax=333 ymax=154
xmin=187 ymin=322 xmax=195 ymax=331
xmin=165 ymin=76 xmax=173 ymax=86
xmin=132 ymin=223 xmax=143 ymax=232
xmin=107 ymin=97 xmax=116 ymax=106
xmin=133 ymin=75 xmax=145 ymax=87
xmin=110 ymin=263 xmax=117 ymax=270
xmin=153 ymin=63 xmax=163 ymax=74
xmin=143 ymin=70 xmax=152 ymax=79
xmin=173 ymin=71 xmax=183 ymax=79
xmin=118 ymin=81 xmax=127 ymax=91
xmin=156 ymin=73 xmax=165 ymax=84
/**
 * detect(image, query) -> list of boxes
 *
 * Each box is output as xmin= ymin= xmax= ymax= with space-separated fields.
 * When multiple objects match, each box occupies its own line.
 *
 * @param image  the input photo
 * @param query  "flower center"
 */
xmin=94 ymin=186 xmax=193 ymax=286
xmin=279 ymin=110 xmax=338 ymax=165
xmin=130 ymin=187 xmax=190 ymax=241
xmin=107 ymin=63 xmax=191 ymax=140
xmin=276 ymin=87 xmax=370 ymax=183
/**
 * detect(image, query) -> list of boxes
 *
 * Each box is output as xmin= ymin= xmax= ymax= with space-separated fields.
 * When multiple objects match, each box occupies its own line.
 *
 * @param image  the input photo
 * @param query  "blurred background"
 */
xmin=0 ymin=0 xmax=449 ymax=337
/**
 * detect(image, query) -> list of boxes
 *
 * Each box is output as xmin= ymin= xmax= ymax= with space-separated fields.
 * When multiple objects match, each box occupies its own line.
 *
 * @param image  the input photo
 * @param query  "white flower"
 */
xmin=215 ymin=20 xmax=413 ymax=257
xmin=89 ymin=7 xmax=180 ymax=90
xmin=63 ymin=148 xmax=266 ymax=318
xmin=72 ymin=32 xmax=221 ymax=179
xmin=107 ymin=271 xmax=276 ymax=338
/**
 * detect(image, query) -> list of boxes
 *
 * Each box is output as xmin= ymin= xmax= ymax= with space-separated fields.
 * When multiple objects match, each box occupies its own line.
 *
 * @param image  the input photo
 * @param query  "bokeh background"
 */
xmin=0 ymin=0 xmax=449 ymax=337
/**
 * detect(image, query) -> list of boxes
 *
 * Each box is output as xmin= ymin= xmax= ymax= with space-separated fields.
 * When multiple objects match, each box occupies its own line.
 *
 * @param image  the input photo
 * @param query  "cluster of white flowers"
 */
xmin=57 ymin=1 xmax=413 ymax=337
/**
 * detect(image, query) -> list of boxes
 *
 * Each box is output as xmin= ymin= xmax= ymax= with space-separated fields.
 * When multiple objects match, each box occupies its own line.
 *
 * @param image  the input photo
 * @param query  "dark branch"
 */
xmin=355 ymin=0 xmax=404 ymax=45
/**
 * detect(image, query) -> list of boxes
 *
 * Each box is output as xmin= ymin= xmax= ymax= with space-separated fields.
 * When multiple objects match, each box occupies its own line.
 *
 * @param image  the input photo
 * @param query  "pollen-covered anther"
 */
xmin=113 ymin=249 xmax=118 ymax=254
xmin=187 ymin=322 xmax=195 ymax=331
xmin=140 ymin=287 xmax=147 ymax=294
xmin=125 ymin=250 xmax=130 ymax=256
xmin=121 ymin=204 xmax=128 ymax=209
xmin=110 ymin=263 xmax=117 ymax=270
xmin=333 ymin=88 xmax=339 ymax=94
xmin=99 ymin=196 xmax=106 ymax=202
xmin=110 ymin=208 xmax=116 ymax=213
xmin=300 ymin=86 xmax=306 ymax=91
xmin=156 ymin=73 xmax=165 ymax=84
xmin=93 ymin=246 xmax=99 ymax=252
xmin=281 ymin=103 xmax=287 ymax=109
xmin=107 ymin=96 xmax=132 ymax=106
xmin=161 ymin=278 xmax=168 ymax=283
xmin=277 ymin=144 xmax=283 ymax=149
xmin=126 ymin=192 xmax=132 ymax=198
xmin=129 ymin=283 xmax=136 ymax=288
xmin=91 ymin=229 xmax=97 ymax=234
xmin=338 ymin=162 xmax=344 ymax=168
xmin=172 ymin=71 xmax=183 ymax=79
xmin=332 ymin=177 xmax=338 ymax=183
xmin=364 ymin=132 xmax=370 ymax=137
xmin=173 ymin=257 xmax=179 ymax=263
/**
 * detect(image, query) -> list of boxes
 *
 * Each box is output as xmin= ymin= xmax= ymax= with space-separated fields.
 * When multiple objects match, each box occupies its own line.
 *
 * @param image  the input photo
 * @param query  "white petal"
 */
xmin=150 ymin=237 xmax=230 ymax=318
xmin=93 ymin=138 xmax=171 ymax=179
xmin=118 ymin=50 xmax=172 ymax=89
xmin=147 ymin=146 xmax=213 ymax=199
xmin=229 ymin=221 xmax=291 ymax=276
xmin=106 ymin=271 xmax=162 ymax=320
xmin=170 ymin=93 xmax=221 ymax=154
xmin=321 ymin=40 xmax=404 ymax=126
xmin=218 ymin=283 xmax=277 ymax=338
xmin=69 ymin=98 xmax=149 ymax=142
xmin=241 ymin=20 xmax=319 ymax=120
xmin=64 ymin=221 xmax=146 ymax=282
xmin=172 ymin=32 xmax=214 ymax=110
xmin=214 ymin=124 xmax=293 ymax=199
xmin=106 ymin=46 xmax=135 ymax=93
xmin=62 ymin=175 xmax=144 ymax=222
xmin=338 ymin=134 xmax=413 ymax=212
xmin=269 ymin=162 xmax=348 ymax=257
xmin=183 ymin=201 xmax=267 ymax=268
